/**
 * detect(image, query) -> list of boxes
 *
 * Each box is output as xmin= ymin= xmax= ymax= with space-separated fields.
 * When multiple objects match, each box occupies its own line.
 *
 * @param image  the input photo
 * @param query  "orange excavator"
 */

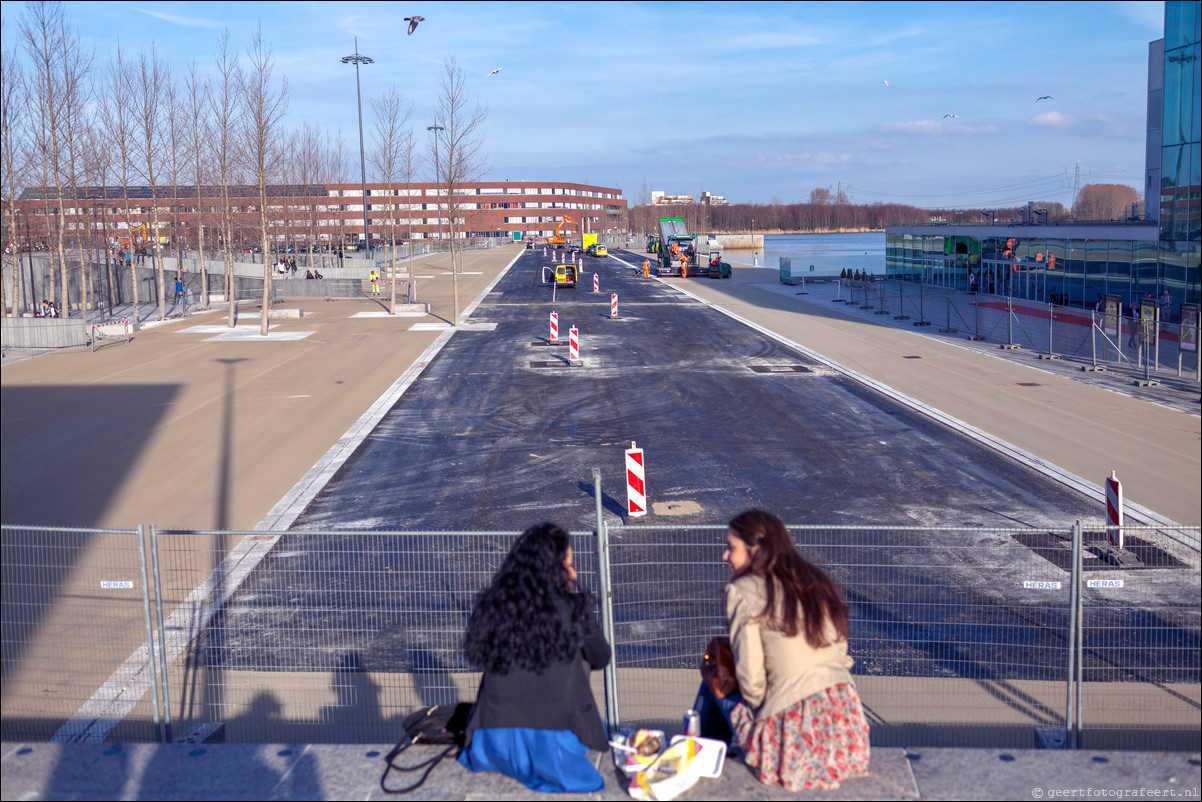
xmin=548 ymin=216 xmax=576 ymax=247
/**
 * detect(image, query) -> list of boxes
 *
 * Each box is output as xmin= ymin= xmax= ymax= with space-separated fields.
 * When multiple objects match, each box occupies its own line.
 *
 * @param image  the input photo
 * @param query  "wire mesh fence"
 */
xmin=144 ymin=528 xmax=599 ymax=744
xmin=0 ymin=525 xmax=161 ymax=743
xmin=2 ymin=522 xmax=1197 ymax=750
xmin=1075 ymin=525 xmax=1201 ymax=750
xmin=876 ymin=282 xmax=1200 ymax=380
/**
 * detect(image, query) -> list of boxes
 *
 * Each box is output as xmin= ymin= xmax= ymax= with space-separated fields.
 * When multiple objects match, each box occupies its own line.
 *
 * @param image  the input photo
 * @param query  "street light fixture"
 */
xmin=427 ymin=125 xmax=445 ymax=249
xmin=341 ymin=38 xmax=373 ymax=257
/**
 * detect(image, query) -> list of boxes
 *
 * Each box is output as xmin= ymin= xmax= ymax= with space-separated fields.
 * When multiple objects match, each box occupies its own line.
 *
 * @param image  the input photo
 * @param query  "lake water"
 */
xmin=725 ymin=232 xmax=885 ymax=275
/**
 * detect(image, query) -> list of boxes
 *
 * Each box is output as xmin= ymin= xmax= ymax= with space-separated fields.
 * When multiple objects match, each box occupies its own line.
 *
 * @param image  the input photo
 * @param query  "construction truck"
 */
xmin=655 ymin=217 xmax=698 ymax=276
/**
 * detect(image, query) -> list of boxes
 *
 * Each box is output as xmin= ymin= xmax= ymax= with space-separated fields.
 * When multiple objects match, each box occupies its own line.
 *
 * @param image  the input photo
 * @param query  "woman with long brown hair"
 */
xmin=698 ymin=509 xmax=870 ymax=791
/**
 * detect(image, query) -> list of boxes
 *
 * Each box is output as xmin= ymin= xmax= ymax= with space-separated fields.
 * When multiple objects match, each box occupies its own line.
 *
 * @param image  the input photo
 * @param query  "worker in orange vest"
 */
xmin=642 ymin=259 xmax=650 ymax=278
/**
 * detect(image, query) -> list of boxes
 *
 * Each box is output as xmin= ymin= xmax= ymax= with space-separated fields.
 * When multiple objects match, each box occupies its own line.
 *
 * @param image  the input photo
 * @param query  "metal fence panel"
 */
xmin=1076 ymin=525 xmax=1201 ymax=750
xmin=1 ymin=525 xmax=160 ymax=743
xmin=0 ymin=317 xmax=90 ymax=349
xmin=147 ymin=529 xmax=599 ymax=744
xmin=604 ymin=525 xmax=1080 ymax=749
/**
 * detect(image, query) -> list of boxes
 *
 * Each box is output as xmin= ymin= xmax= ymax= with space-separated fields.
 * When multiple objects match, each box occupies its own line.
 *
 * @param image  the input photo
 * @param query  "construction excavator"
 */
xmin=116 ymin=223 xmax=149 ymax=249
xmin=548 ymin=216 xmax=576 ymax=247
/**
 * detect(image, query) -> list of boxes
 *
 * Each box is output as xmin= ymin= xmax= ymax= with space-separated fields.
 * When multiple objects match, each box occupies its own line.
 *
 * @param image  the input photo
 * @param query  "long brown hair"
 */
xmin=728 ymin=509 xmax=848 ymax=648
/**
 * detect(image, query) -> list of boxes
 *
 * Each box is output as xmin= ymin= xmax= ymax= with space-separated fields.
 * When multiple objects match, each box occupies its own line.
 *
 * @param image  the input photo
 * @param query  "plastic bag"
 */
xmin=628 ymin=737 xmax=710 ymax=801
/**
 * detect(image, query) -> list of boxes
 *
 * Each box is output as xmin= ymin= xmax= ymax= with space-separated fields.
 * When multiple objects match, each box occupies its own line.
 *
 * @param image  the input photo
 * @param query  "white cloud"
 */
xmin=1030 ymin=111 xmax=1076 ymax=129
xmin=133 ymin=7 xmax=224 ymax=29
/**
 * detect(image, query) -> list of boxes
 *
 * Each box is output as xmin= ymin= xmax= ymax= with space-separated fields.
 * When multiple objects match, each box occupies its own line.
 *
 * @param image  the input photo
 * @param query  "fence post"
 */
xmin=939 ymin=293 xmax=957 ymax=333
xmin=894 ymin=279 xmax=909 ymax=320
xmin=1041 ymin=303 xmax=1060 ymax=360
xmin=149 ymin=525 xmax=173 ymax=743
xmin=136 ymin=525 xmax=165 ymax=743
xmin=1069 ymin=520 xmax=1083 ymax=748
xmin=1090 ymin=311 xmax=1099 ymax=367
xmin=593 ymin=468 xmax=620 ymax=734
xmin=914 ymin=281 xmax=930 ymax=326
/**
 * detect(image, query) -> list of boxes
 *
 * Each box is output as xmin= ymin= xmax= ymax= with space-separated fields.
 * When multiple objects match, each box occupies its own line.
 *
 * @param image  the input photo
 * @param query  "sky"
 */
xmin=2 ymin=1 xmax=1168 ymax=209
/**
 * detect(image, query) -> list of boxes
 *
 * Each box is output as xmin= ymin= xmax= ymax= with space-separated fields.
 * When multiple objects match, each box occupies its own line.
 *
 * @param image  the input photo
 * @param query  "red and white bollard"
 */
xmin=1106 ymin=470 xmax=1124 ymax=549
xmin=542 ymin=247 xmax=547 ymax=256
xmin=549 ymin=311 xmax=559 ymax=342
xmin=593 ymin=273 xmax=599 ymax=293
xmin=625 ymin=441 xmax=646 ymax=517
xmin=578 ymin=256 xmax=583 ymax=269
xmin=569 ymin=325 xmax=581 ymax=365
xmin=610 ymin=292 xmax=618 ymax=318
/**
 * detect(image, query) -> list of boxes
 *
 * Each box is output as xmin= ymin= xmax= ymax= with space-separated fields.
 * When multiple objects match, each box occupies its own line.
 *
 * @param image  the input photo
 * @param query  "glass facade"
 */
xmin=885 ymin=228 xmax=1159 ymax=308
xmin=1160 ymin=1 xmax=1201 ymax=316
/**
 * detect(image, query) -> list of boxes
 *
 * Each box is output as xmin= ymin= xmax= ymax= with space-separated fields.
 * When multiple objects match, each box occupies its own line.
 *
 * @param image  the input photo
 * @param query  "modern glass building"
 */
xmin=1159 ymin=1 xmax=1200 ymax=305
xmin=885 ymin=224 xmax=1160 ymax=307
xmin=886 ymin=1 xmax=1200 ymax=317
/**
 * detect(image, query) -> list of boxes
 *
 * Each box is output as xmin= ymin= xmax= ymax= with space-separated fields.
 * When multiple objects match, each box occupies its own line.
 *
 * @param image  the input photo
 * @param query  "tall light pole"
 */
xmin=341 ymin=38 xmax=373 ymax=257
xmin=426 ymin=125 xmax=445 ymax=249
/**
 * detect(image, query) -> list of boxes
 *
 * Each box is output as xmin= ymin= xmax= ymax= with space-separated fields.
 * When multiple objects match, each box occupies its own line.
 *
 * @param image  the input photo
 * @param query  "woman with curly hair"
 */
xmin=697 ymin=509 xmax=870 ymax=791
xmin=458 ymin=523 xmax=611 ymax=793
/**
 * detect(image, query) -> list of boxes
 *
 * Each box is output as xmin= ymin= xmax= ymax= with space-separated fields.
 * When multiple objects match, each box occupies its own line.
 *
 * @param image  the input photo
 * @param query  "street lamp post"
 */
xmin=426 ymin=125 xmax=445 ymax=250
xmin=341 ymin=38 xmax=373 ymax=258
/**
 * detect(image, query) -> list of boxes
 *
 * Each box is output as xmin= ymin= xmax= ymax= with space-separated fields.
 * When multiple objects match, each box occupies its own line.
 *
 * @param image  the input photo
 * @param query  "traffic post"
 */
xmin=610 ymin=292 xmax=618 ymax=319
xmin=569 ymin=325 xmax=581 ymax=365
xmin=593 ymin=273 xmax=599 ymax=293
xmin=625 ymin=441 xmax=646 ymax=517
xmin=550 ymin=311 xmax=559 ymax=342
xmin=1106 ymin=471 xmax=1124 ymax=549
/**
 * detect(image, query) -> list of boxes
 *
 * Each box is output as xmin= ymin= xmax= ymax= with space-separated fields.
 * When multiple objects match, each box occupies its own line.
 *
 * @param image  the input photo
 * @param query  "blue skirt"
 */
xmin=458 ymin=727 xmax=604 ymax=793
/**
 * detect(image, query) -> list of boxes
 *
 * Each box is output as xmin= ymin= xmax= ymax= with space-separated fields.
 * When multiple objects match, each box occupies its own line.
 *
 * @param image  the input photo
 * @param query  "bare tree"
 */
xmin=2 ymin=46 xmax=30 ymax=316
xmin=370 ymin=84 xmax=414 ymax=313
xmin=82 ymin=118 xmax=118 ymax=310
xmin=22 ymin=1 xmax=89 ymax=316
xmin=1072 ymin=183 xmax=1140 ymax=221
xmin=210 ymin=29 xmax=240 ymax=328
xmin=238 ymin=22 xmax=289 ymax=336
xmin=429 ymin=56 xmax=487 ymax=324
xmin=100 ymin=43 xmax=144 ymax=327
xmin=185 ymin=59 xmax=212 ymax=308
xmin=130 ymin=45 xmax=170 ymax=320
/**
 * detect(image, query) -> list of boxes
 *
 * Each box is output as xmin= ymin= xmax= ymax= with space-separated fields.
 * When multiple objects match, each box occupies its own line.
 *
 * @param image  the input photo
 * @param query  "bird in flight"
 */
xmin=882 ymin=79 xmax=889 ymax=87
xmin=404 ymin=16 xmax=424 ymax=35
xmin=485 ymin=68 xmax=503 ymax=77
xmin=1036 ymin=95 xmax=1054 ymax=102
xmin=943 ymin=113 xmax=958 ymax=118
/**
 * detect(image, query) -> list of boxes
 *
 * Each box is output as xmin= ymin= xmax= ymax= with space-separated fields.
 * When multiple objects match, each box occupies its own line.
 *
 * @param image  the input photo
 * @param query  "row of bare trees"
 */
xmin=627 ymin=186 xmax=1141 ymax=236
xmin=2 ymin=2 xmax=488 ymax=329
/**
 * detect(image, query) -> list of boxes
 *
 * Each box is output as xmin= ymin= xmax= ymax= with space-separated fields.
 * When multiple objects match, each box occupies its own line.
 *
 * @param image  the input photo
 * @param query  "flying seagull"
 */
xmin=485 ymin=68 xmax=502 ymax=77
xmin=1036 ymin=95 xmax=1054 ymax=102
xmin=943 ymin=113 xmax=958 ymax=118
xmin=882 ymin=79 xmax=889 ymax=87
xmin=404 ymin=16 xmax=424 ymax=35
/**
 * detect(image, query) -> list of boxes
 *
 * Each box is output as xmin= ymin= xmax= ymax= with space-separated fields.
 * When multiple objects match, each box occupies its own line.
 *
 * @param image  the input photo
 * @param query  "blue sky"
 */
xmin=3 ymin=1 xmax=1166 ymax=208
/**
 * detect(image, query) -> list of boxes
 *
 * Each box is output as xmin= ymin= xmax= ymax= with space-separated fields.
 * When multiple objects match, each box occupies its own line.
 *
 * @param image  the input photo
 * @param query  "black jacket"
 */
xmin=464 ymin=595 xmax=611 ymax=751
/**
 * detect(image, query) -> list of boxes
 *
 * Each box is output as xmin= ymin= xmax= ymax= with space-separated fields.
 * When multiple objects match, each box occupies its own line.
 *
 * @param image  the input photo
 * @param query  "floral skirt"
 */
xmin=729 ymin=682 xmax=870 ymax=791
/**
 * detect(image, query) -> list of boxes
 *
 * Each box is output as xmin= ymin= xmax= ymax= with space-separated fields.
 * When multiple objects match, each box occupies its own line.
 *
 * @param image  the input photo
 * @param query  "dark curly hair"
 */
xmin=729 ymin=509 xmax=849 ymax=648
xmin=464 ymin=523 xmax=593 ymax=674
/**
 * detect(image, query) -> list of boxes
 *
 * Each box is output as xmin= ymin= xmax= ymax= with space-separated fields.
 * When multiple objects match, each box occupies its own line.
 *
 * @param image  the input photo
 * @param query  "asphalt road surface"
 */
xmin=189 ymin=249 xmax=1196 ymax=688
xmin=293 ymin=248 xmax=1100 ymax=531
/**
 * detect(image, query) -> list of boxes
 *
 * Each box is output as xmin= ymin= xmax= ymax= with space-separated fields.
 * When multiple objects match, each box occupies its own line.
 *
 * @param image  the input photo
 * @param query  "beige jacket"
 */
xmin=726 ymin=574 xmax=855 ymax=721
